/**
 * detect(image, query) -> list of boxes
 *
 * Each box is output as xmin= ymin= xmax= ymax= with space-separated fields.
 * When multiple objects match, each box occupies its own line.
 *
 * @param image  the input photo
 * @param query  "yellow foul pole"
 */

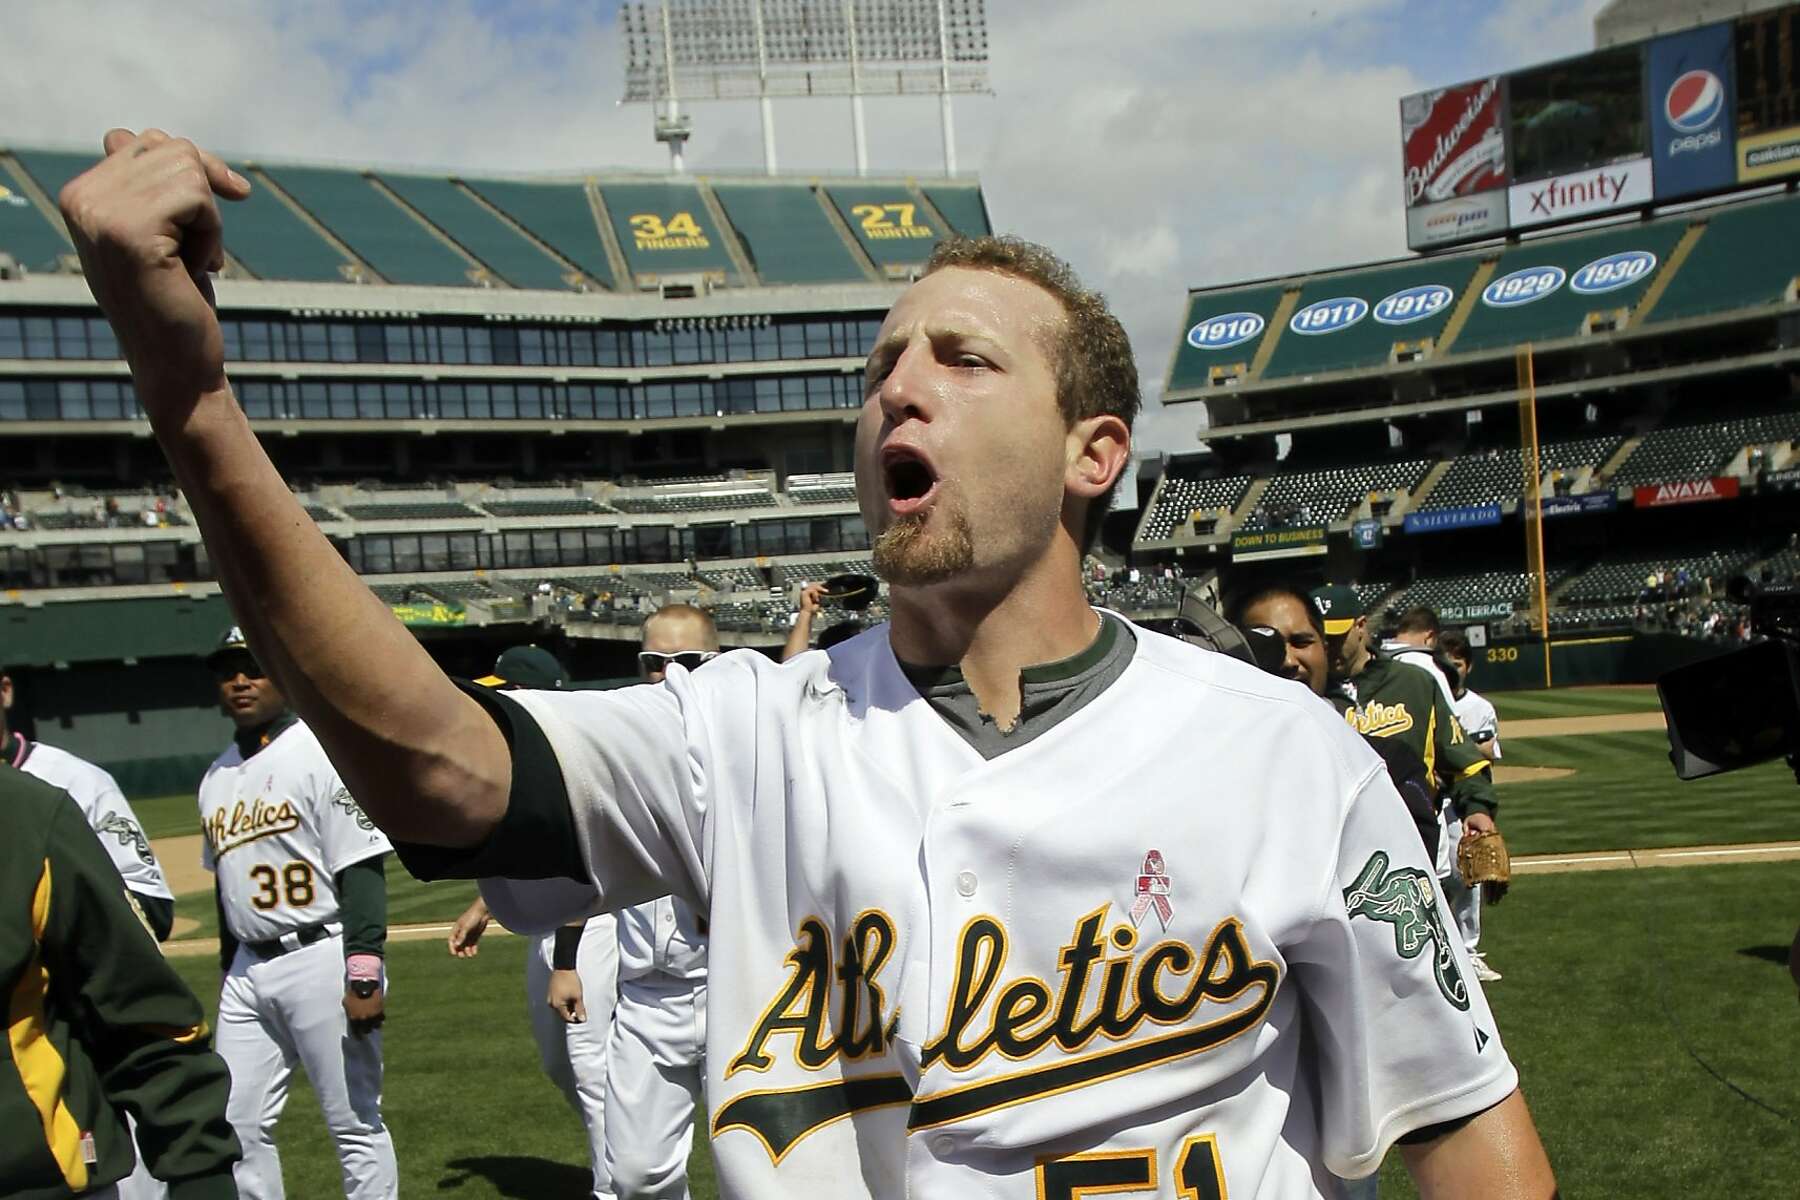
xmin=1516 ymin=344 xmax=1552 ymax=688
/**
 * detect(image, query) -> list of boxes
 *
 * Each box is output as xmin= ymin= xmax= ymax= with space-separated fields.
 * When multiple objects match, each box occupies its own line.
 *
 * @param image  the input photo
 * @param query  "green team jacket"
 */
xmin=1334 ymin=651 xmax=1498 ymax=818
xmin=0 ymin=767 xmax=239 ymax=1199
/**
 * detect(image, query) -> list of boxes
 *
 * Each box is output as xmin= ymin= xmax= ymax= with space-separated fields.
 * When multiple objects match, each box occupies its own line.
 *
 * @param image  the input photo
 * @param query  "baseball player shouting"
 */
xmin=450 ymin=644 xmax=620 ymax=1200
xmin=62 ymin=131 xmax=1555 ymax=1197
xmin=198 ymin=628 xmax=399 ymax=1199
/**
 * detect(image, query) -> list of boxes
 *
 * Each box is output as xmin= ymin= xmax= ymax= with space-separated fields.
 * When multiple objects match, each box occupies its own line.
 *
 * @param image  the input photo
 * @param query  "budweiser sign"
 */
xmin=1633 ymin=477 xmax=1740 ymax=508
xmin=1401 ymin=78 xmax=1508 ymax=207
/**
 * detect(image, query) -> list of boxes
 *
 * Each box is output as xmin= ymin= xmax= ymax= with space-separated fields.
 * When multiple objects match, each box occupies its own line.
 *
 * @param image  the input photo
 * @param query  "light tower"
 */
xmin=619 ymin=0 xmax=992 ymax=176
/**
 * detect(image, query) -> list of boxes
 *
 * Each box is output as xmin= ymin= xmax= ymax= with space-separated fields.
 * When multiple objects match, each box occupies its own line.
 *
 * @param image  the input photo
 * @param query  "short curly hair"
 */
xmin=923 ymin=236 xmax=1138 ymax=551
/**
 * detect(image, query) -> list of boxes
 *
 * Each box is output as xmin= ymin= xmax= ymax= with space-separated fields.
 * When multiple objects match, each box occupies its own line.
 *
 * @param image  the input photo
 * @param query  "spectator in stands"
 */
xmin=1436 ymin=631 xmax=1503 ymax=983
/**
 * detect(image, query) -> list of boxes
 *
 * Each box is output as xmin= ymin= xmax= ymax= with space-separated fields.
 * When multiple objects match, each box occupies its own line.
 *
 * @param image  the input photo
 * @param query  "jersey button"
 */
xmin=955 ymin=871 xmax=978 ymax=898
xmin=931 ymin=1134 xmax=955 ymax=1157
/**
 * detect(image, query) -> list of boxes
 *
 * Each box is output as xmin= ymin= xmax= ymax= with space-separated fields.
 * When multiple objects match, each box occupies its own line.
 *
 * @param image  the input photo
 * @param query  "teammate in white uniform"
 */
xmin=65 ymin=137 xmax=1556 ymax=1197
xmin=451 ymin=644 xmax=620 ymax=1200
xmin=1437 ymin=632 xmax=1503 ymax=982
xmin=198 ymin=628 xmax=399 ymax=1199
xmin=603 ymin=608 xmax=717 ymax=1200
xmin=5 ymin=663 xmax=180 ymax=1200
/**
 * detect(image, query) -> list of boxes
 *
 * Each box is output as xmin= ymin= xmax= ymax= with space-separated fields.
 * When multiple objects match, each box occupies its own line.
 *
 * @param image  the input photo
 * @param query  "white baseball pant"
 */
xmin=113 ymin=1115 xmax=166 ymax=1200
xmin=604 ymin=976 xmax=706 ymax=1200
xmin=525 ymin=918 xmax=620 ymax=1200
xmin=216 ymin=934 xmax=398 ymax=1199
xmin=1437 ymin=811 xmax=1482 ymax=952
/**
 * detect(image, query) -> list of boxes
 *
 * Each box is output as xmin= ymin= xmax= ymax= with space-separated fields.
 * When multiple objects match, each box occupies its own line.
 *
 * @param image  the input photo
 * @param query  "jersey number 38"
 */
xmin=249 ymin=861 xmax=316 ymax=909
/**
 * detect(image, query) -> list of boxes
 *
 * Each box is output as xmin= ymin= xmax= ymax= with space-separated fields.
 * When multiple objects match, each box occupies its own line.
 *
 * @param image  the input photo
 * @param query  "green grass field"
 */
xmin=168 ymin=868 xmax=479 ymax=944
xmin=1491 ymin=684 xmax=1665 ymax=721
xmin=147 ymin=685 xmax=1800 ymax=1196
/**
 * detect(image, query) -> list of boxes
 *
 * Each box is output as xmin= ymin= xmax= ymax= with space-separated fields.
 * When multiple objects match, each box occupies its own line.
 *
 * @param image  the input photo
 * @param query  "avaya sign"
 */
xmin=1508 ymin=159 xmax=1654 ymax=228
xmin=1632 ymin=476 xmax=1740 ymax=508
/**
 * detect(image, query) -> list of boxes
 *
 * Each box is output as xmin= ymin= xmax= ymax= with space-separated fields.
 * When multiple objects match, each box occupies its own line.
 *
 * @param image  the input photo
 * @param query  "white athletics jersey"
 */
xmin=617 ymin=895 xmax=708 ymax=985
xmin=1382 ymin=641 xmax=1456 ymax=707
xmin=1453 ymin=689 xmax=1502 ymax=759
xmin=199 ymin=719 xmax=391 ymax=944
xmin=481 ymin=620 xmax=1516 ymax=1197
xmin=15 ymin=738 xmax=173 ymax=902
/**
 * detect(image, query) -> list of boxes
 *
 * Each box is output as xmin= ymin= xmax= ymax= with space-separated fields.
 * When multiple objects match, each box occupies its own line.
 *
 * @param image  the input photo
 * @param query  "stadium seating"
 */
xmin=696 ymin=565 xmax=766 ymax=592
xmin=379 ymin=173 xmax=574 ymax=292
xmin=1135 ymin=472 xmax=1253 ymax=542
xmin=1165 ymin=285 xmax=1288 ymax=392
xmin=481 ymin=498 xmax=608 ymax=518
xmin=264 ymin=167 xmax=473 ymax=288
xmin=1451 ymin=221 xmax=1685 ymax=355
xmin=826 ymin=186 xmax=944 ymax=270
xmin=772 ymin=557 xmax=876 ymax=588
xmin=1423 ymin=435 xmax=1620 ymax=510
xmin=303 ymin=504 xmax=341 ymax=522
xmin=1609 ymin=413 xmax=1800 ymax=488
xmin=611 ymin=487 xmax=775 ymax=514
xmin=1559 ymin=550 xmax=1754 ymax=605
xmin=8 ymin=151 xmax=93 ymax=210
xmin=1259 ymin=257 xmax=1482 ymax=379
xmin=0 ymin=167 xmax=72 ymax=274
xmin=1239 ymin=460 xmax=1430 ymax=531
xmin=923 ymin=186 xmax=992 ymax=237
xmin=710 ymin=184 xmax=869 ymax=286
xmin=465 ymin=179 xmax=618 ymax=290
xmin=1648 ymin=192 xmax=1800 ymax=324
xmin=338 ymin=501 xmax=480 ymax=520
xmin=599 ymin=181 xmax=736 ymax=280
xmin=1382 ymin=568 xmax=1562 ymax=618
xmin=785 ymin=472 xmax=859 ymax=505
xmin=223 ymin=163 xmax=360 ymax=282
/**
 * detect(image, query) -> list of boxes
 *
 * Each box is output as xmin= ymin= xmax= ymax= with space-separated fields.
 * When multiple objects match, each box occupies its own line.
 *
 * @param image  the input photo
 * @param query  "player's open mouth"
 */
xmin=881 ymin=445 xmax=939 ymax=516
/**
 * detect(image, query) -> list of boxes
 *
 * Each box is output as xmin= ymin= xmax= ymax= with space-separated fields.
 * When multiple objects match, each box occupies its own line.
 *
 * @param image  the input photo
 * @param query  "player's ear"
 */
xmin=1064 ymin=413 xmax=1130 ymax=501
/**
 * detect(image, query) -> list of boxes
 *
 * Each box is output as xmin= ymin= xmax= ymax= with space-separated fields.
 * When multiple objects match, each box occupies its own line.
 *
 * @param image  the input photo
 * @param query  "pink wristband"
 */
xmin=346 ymin=953 xmax=382 ymax=983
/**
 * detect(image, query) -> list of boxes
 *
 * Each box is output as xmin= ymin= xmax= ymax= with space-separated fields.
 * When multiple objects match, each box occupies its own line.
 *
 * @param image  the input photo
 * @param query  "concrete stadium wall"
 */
xmin=1479 ymin=631 xmax=1729 ymax=692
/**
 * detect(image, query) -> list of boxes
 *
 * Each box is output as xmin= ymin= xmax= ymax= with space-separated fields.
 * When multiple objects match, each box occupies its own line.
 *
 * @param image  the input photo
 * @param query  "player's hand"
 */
xmin=57 ymin=129 xmax=251 ymax=401
xmin=798 ymin=582 xmax=826 ymax=615
xmin=344 ymin=985 xmax=386 ymax=1037
xmin=1462 ymin=811 xmax=1497 ymax=836
xmin=448 ymin=900 xmax=491 ymax=958
xmin=547 ymin=968 xmax=586 ymax=1024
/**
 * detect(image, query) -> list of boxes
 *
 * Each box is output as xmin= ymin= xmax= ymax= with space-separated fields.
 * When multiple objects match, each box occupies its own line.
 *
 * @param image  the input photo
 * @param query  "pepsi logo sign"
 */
xmin=1186 ymin=311 xmax=1265 ymax=351
xmin=1570 ymin=250 xmax=1658 ymax=295
xmin=1373 ymin=283 xmax=1455 ymax=326
xmin=1481 ymin=265 xmax=1566 ymax=308
xmin=1665 ymin=70 xmax=1723 ymax=134
xmin=1289 ymin=296 xmax=1368 ymax=336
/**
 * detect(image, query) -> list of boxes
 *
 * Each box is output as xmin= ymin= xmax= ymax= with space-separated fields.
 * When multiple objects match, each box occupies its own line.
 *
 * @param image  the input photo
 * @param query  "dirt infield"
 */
xmin=1504 ymin=711 xmax=1665 ymax=739
xmin=1514 ymin=840 xmax=1800 ymax=874
xmin=1492 ymin=765 xmax=1575 ymax=785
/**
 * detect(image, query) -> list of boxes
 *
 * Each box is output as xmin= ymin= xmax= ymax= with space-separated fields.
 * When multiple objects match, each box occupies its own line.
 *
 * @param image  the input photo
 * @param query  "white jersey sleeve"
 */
xmin=1453 ymin=690 xmax=1501 ymax=759
xmin=20 ymin=743 xmax=173 ymax=902
xmin=479 ymin=657 xmax=750 ymax=932
xmin=308 ymin=759 xmax=392 ymax=876
xmin=1289 ymin=763 xmax=1519 ymax=1177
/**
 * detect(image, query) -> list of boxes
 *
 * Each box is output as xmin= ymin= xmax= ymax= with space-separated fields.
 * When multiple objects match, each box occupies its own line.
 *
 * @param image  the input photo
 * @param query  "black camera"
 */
xmin=1658 ymin=578 xmax=1800 ymax=781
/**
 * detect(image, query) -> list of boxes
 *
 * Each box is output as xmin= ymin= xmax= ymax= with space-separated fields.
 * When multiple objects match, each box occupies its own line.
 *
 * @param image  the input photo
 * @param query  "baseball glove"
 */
xmin=1457 ymin=827 xmax=1511 ymax=904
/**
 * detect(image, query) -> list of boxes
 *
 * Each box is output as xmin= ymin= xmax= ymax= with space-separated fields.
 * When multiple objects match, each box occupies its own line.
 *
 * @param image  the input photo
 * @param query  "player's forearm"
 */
xmin=1402 ymin=1089 xmax=1556 ymax=1198
xmin=780 ymin=611 xmax=815 ymax=662
xmin=144 ymin=380 xmax=509 ymax=846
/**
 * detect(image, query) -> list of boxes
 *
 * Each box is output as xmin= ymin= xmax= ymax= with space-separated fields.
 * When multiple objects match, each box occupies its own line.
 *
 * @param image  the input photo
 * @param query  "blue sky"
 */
xmin=5 ymin=0 xmax=1606 ymax=454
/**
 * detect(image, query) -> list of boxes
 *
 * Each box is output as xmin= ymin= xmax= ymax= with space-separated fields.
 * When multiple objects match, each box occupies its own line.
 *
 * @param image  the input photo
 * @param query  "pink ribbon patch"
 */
xmin=1129 ymin=849 xmax=1173 ymax=930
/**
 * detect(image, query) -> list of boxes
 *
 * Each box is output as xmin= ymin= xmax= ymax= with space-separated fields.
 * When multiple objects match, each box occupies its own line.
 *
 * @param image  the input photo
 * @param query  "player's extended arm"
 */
xmin=1434 ymin=691 xmax=1497 ymax=824
xmin=1401 ymin=1088 xmax=1556 ymax=1198
xmin=781 ymin=583 xmax=826 ymax=662
xmin=58 ymin=130 xmax=507 ymax=848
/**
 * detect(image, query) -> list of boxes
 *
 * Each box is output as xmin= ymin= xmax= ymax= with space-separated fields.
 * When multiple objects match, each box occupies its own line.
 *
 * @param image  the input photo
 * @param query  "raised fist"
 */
xmin=57 ymin=129 xmax=251 ymax=403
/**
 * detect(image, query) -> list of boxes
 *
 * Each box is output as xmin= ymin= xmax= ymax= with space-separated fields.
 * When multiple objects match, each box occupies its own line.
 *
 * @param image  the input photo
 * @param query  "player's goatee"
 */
xmin=872 ymin=507 xmax=975 ymax=585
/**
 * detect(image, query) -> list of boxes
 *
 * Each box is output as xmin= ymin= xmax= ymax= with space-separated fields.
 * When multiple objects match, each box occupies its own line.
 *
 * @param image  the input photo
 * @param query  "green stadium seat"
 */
xmin=1136 ymin=471 xmax=1252 ymax=542
xmin=1452 ymin=221 xmax=1686 ymax=355
xmin=924 ymin=186 xmax=991 ymax=236
xmin=465 ymin=179 xmax=617 ymax=290
xmin=1424 ymin=436 xmax=1619 ymax=510
xmin=0 ymin=170 xmax=71 ymax=273
xmin=223 ymin=162 xmax=357 ymax=282
xmin=9 ymin=151 xmax=94 ymax=207
xmin=1647 ymin=193 xmax=1800 ymax=324
xmin=379 ymin=174 xmax=574 ymax=292
xmin=1261 ymin=257 xmax=1481 ymax=379
xmin=264 ymin=167 xmax=473 ymax=287
xmin=825 ymin=186 xmax=945 ymax=270
xmin=710 ymin=183 xmax=867 ymax=285
xmin=1610 ymin=412 xmax=1800 ymax=487
xmin=599 ymin=182 xmax=736 ymax=280
xmin=1166 ymin=286 xmax=1287 ymax=393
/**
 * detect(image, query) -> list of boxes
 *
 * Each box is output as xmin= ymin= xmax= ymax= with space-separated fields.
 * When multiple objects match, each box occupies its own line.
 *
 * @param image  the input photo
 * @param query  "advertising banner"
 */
xmin=1540 ymin=492 xmax=1620 ymax=518
xmin=1508 ymin=158 xmax=1654 ymax=228
xmin=1402 ymin=77 xmax=1508 ymax=207
xmin=1764 ymin=465 xmax=1800 ymax=492
xmin=1405 ymin=192 xmax=1509 ymax=249
xmin=1402 ymin=502 xmax=1503 ymax=535
xmin=1735 ymin=6 xmax=1800 ymax=183
xmin=1231 ymin=525 xmax=1328 ymax=562
xmin=1632 ymin=477 xmax=1740 ymax=507
xmin=1439 ymin=601 xmax=1515 ymax=622
xmin=1648 ymin=22 xmax=1736 ymax=199
xmin=390 ymin=601 xmax=466 ymax=627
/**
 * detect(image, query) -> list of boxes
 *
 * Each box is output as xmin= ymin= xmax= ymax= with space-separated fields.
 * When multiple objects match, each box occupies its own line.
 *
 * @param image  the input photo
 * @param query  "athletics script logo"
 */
xmin=330 ymin=786 xmax=376 ymax=831
xmin=95 ymin=811 xmax=155 ymax=866
xmin=1343 ymin=851 xmax=1468 ymax=1010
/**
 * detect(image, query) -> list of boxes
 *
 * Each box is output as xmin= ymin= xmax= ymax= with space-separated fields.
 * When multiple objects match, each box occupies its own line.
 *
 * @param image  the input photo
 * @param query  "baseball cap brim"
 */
xmin=1320 ymin=616 xmax=1357 ymax=636
xmin=473 ymin=674 xmax=507 ymax=687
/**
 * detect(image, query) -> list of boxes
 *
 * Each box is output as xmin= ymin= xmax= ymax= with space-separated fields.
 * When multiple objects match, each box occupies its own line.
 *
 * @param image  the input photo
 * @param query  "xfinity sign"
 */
xmin=1508 ymin=159 xmax=1653 ymax=228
